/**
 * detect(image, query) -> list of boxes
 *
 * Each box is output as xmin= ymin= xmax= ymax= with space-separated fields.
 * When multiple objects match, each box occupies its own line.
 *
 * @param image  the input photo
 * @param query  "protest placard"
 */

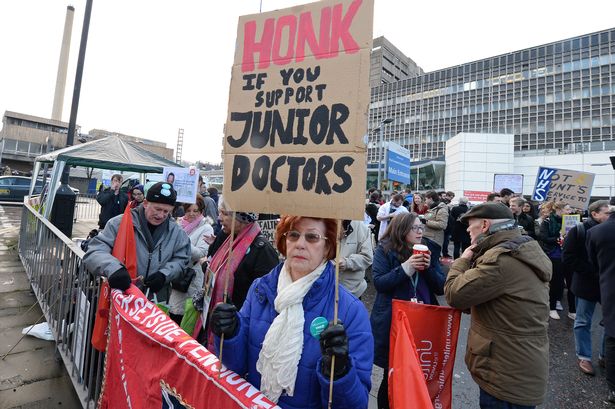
xmin=257 ymin=217 xmax=279 ymax=247
xmin=561 ymin=214 xmax=581 ymax=236
xmin=223 ymin=0 xmax=374 ymax=220
xmin=163 ymin=166 xmax=199 ymax=204
xmin=532 ymin=167 xmax=595 ymax=210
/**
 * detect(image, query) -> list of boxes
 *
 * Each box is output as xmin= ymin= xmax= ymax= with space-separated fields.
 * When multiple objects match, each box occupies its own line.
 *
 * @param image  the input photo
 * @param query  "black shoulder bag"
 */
xmin=171 ymin=267 xmax=197 ymax=293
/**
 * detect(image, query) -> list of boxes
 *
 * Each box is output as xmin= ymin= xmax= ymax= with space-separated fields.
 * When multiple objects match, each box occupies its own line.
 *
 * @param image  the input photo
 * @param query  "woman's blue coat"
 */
xmin=216 ymin=261 xmax=373 ymax=409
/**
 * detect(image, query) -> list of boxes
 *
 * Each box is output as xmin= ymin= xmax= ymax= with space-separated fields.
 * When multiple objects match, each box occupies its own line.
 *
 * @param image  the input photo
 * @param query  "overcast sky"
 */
xmin=1 ymin=0 xmax=614 ymax=164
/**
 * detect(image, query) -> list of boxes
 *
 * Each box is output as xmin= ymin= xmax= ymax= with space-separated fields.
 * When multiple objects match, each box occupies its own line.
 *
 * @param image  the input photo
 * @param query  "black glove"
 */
xmin=320 ymin=321 xmax=349 ymax=379
xmin=211 ymin=303 xmax=238 ymax=338
xmin=144 ymin=272 xmax=166 ymax=293
xmin=108 ymin=267 xmax=131 ymax=291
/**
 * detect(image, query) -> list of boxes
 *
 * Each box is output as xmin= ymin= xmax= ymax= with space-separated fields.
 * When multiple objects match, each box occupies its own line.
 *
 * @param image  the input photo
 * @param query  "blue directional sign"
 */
xmin=386 ymin=142 xmax=411 ymax=184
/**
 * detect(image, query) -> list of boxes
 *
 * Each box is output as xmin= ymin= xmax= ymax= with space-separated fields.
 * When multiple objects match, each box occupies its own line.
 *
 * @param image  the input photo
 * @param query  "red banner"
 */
xmin=98 ymin=286 xmax=279 ymax=409
xmin=388 ymin=308 xmax=433 ymax=409
xmin=463 ymin=190 xmax=491 ymax=203
xmin=389 ymin=300 xmax=461 ymax=409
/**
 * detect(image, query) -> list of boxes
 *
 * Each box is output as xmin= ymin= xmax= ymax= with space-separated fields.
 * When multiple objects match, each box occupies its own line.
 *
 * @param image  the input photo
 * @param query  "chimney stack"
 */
xmin=51 ymin=5 xmax=75 ymax=121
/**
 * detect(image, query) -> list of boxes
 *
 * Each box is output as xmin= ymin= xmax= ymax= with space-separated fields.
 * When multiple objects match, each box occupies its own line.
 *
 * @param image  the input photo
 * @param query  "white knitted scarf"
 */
xmin=256 ymin=260 xmax=328 ymax=403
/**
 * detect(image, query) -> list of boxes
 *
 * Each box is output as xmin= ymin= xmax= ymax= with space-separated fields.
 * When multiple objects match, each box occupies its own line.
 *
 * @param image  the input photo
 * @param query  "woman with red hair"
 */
xmin=211 ymin=215 xmax=373 ymax=409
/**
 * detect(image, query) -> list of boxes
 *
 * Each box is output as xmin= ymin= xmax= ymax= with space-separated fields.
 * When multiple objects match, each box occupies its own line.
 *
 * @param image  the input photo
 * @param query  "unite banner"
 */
xmin=223 ymin=0 xmax=374 ymax=220
xmin=98 ymin=286 xmax=279 ymax=409
xmin=389 ymin=300 xmax=461 ymax=409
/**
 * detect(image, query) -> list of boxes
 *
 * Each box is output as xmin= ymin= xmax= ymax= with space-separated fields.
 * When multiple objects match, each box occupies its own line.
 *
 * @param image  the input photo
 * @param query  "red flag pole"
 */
xmin=327 ymin=219 xmax=343 ymax=409
xmin=218 ymin=211 xmax=237 ymax=377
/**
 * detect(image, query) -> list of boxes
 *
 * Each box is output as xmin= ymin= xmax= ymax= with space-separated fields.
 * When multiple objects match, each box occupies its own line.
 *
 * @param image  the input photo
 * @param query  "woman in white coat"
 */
xmin=168 ymin=194 xmax=214 ymax=323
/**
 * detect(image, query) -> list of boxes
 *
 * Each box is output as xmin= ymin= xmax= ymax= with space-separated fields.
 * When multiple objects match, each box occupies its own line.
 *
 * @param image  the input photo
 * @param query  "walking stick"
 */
xmin=218 ymin=211 xmax=237 ymax=377
xmin=327 ymin=219 xmax=343 ymax=409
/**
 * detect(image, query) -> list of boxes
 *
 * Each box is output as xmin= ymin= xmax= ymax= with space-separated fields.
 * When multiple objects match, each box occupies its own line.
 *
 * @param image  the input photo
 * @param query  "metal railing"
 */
xmin=19 ymin=200 xmax=103 ymax=408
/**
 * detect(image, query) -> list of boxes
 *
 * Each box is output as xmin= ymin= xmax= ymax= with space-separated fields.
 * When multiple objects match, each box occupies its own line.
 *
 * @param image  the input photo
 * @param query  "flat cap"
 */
xmin=460 ymin=202 xmax=514 ymax=223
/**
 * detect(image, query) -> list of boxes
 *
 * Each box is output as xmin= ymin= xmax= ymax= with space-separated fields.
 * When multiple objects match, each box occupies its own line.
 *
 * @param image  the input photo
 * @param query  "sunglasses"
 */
xmin=283 ymin=230 xmax=328 ymax=243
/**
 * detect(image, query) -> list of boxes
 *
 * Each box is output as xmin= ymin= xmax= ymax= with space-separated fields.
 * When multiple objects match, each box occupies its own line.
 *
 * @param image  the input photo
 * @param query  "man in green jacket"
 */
xmin=444 ymin=202 xmax=552 ymax=408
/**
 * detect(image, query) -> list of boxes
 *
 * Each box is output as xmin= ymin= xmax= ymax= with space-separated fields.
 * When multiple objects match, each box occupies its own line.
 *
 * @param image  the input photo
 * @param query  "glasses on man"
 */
xmin=411 ymin=225 xmax=425 ymax=233
xmin=283 ymin=230 xmax=328 ymax=243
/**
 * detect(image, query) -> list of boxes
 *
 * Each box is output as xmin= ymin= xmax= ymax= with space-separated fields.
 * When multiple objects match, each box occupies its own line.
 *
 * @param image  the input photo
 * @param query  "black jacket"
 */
xmin=563 ymin=218 xmax=600 ymax=302
xmin=538 ymin=214 xmax=562 ymax=255
xmin=586 ymin=213 xmax=615 ymax=336
xmin=206 ymin=230 xmax=279 ymax=310
xmin=515 ymin=212 xmax=536 ymax=238
xmin=450 ymin=204 xmax=470 ymax=244
xmin=96 ymin=188 xmax=128 ymax=229
xmin=365 ymin=201 xmax=380 ymax=239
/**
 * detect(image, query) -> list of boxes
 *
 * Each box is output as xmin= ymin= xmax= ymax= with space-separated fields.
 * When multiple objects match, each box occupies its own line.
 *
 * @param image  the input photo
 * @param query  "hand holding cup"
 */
xmin=412 ymin=244 xmax=430 ymax=270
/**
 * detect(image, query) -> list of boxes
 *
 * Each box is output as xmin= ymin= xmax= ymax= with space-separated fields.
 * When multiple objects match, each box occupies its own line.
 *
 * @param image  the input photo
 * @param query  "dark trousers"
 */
xmin=479 ymin=388 xmax=535 ymax=409
xmin=442 ymin=232 xmax=451 ymax=257
xmin=563 ymin=267 xmax=576 ymax=313
xmin=606 ymin=336 xmax=615 ymax=391
xmin=377 ymin=369 xmax=390 ymax=409
xmin=549 ymin=257 xmax=564 ymax=310
xmin=453 ymin=240 xmax=470 ymax=259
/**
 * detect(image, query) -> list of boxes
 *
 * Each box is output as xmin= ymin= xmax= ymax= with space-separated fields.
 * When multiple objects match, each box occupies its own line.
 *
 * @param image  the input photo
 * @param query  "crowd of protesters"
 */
xmin=83 ymin=176 xmax=615 ymax=408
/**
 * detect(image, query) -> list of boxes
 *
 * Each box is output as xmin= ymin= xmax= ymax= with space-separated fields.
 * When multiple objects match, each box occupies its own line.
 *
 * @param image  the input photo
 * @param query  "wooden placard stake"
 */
xmin=218 ymin=211 xmax=237 ymax=377
xmin=327 ymin=219 xmax=343 ymax=409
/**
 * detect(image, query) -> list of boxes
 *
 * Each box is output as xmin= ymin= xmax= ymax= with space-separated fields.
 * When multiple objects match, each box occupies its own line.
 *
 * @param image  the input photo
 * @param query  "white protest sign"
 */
xmin=163 ymin=166 xmax=199 ymax=204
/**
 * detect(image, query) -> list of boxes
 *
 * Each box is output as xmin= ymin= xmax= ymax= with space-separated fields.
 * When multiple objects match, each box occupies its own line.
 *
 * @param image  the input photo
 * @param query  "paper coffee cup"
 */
xmin=413 ymin=244 xmax=429 ymax=257
xmin=413 ymin=244 xmax=429 ymax=270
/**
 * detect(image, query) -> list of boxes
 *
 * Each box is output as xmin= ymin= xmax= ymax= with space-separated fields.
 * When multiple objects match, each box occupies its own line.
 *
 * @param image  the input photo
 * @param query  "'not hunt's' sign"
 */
xmin=532 ymin=166 xmax=595 ymax=210
xmin=223 ymin=0 xmax=374 ymax=220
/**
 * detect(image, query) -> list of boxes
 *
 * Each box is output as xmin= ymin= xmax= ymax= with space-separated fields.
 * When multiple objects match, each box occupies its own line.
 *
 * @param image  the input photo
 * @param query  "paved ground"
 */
xmin=0 ymin=205 xmax=81 ymax=409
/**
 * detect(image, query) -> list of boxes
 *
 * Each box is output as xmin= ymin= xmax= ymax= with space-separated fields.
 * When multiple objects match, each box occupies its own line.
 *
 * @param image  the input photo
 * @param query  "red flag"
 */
xmin=389 ymin=300 xmax=461 ymax=409
xmin=389 ymin=308 xmax=433 ymax=409
xmin=91 ymin=205 xmax=137 ymax=352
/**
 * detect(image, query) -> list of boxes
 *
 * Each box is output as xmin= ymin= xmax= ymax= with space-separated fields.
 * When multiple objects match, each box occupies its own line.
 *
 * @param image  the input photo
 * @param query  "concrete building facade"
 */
xmin=0 ymin=111 xmax=70 ymax=172
xmin=369 ymin=28 xmax=615 ymax=164
xmin=370 ymin=36 xmax=424 ymax=88
xmin=445 ymin=132 xmax=615 ymax=200
xmin=0 ymin=111 xmax=175 ymax=172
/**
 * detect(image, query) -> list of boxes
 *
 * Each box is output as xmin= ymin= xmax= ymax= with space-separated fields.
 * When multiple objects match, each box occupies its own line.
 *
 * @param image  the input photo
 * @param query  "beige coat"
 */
xmin=339 ymin=221 xmax=373 ymax=298
xmin=445 ymin=229 xmax=552 ymax=406
xmin=422 ymin=201 xmax=449 ymax=248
